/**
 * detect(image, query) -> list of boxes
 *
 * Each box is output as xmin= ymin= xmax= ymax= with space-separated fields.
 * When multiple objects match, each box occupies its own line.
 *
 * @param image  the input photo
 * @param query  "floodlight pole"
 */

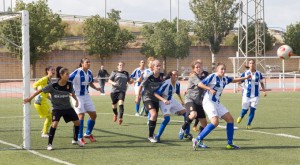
xmin=176 ymin=0 xmax=179 ymax=71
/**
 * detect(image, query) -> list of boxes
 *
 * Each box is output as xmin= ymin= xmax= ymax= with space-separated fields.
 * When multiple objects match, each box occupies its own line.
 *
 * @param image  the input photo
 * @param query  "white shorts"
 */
xmin=202 ymin=98 xmax=228 ymax=120
xmin=134 ymin=85 xmax=141 ymax=96
xmin=242 ymin=96 xmax=259 ymax=109
xmin=72 ymin=95 xmax=96 ymax=114
xmin=159 ymin=98 xmax=185 ymax=116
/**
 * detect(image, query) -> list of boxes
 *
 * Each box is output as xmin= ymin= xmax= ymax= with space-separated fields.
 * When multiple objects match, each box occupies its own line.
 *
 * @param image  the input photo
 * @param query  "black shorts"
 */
xmin=143 ymin=100 xmax=159 ymax=112
xmin=110 ymin=92 xmax=126 ymax=104
xmin=52 ymin=108 xmax=79 ymax=123
xmin=185 ymin=102 xmax=206 ymax=119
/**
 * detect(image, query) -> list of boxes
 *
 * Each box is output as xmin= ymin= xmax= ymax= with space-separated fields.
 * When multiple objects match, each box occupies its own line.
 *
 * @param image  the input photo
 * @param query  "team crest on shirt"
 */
xmin=190 ymin=106 xmax=193 ymax=111
xmin=148 ymin=105 xmax=152 ymax=109
xmin=52 ymin=116 xmax=55 ymax=120
xmin=67 ymin=85 xmax=69 ymax=89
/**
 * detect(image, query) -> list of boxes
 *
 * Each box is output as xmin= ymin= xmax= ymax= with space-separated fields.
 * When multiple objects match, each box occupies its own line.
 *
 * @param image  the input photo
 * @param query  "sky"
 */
xmin=1 ymin=0 xmax=300 ymax=30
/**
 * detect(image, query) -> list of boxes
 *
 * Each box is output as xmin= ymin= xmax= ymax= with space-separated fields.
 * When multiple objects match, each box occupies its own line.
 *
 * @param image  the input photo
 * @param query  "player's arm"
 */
xmin=154 ymin=92 xmax=169 ymax=105
xmin=198 ymin=82 xmax=216 ymax=95
xmin=260 ymin=81 xmax=267 ymax=97
xmin=89 ymin=82 xmax=101 ymax=91
xmin=176 ymin=93 xmax=185 ymax=105
xmin=23 ymin=89 xmax=43 ymax=104
xmin=232 ymin=74 xmax=251 ymax=83
xmin=71 ymin=93 xmax=79 ymax=107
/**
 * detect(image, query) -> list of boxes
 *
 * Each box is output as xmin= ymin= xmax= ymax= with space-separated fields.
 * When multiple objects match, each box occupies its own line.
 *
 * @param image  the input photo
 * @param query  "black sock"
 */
xmin=199 ymin=126 xmax=205 ymax=133
xmin=194 ymin=118 xmax=199 ymax=127
xmin=48 ymin=127 xmax=56 ymax=145
xmin=112 ymin=108 xmax=118 ymax=116
xmin=73 ymin=125 xmax=79 ymax=141
xmin=149 ymin=120 xmax=157 ymax=138
xmin=182 ymin=117 xmax=193 ymax=130
xmin=119 ymin=105 xmax=124 ymax=119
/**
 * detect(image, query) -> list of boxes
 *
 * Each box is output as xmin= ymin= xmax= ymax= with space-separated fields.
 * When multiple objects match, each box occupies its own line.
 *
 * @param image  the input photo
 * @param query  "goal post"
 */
xmin=21 ymin=10 xmax=31 ymax=150
xmin=0 ymin=10 xmax=30 ymax=149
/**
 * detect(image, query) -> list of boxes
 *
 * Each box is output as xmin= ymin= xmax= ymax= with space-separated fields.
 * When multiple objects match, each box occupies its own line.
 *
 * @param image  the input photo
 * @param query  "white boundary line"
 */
xmin=0 ymin=140 xmax=75 ymax=165
xmin=117 ymin=113 xmax=300 ymax=140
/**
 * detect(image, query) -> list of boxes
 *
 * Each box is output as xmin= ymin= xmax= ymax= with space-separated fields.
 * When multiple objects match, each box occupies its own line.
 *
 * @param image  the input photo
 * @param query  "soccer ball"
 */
xmin=277 ymin=45 xmax=293 ymax=60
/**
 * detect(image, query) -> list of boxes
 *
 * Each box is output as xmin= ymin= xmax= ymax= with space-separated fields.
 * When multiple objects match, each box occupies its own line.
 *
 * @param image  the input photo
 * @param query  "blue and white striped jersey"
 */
xmin=202 ymin=73 xmax=233 ymax=103
xmin=143 ymin=68 xmax=152 ymax=79
xmin=240 ymin=70 xmax=264 ymax=98
xmin=156 ymin=79 xmax=180 ymax=101
xmin=69 ymin=68 xmax=94 ymax=96
xmin=130 ymin=67 xmax=146 ymax=86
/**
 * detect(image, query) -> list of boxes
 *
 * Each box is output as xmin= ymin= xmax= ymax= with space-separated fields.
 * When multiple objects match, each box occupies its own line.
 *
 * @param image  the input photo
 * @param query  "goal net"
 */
xmin=0 ymin=11 xmax=30 ymax=149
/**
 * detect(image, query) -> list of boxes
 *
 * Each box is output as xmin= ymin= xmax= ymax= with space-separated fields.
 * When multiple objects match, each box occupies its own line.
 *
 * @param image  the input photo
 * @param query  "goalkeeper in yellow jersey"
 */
xmin=33 ymin=66 xmax=55 ymax=138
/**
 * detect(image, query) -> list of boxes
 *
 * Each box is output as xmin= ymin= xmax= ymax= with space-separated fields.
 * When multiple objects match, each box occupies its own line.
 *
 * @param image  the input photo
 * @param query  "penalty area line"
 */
xmin=0 ymin=139 xmax=75 ymax=165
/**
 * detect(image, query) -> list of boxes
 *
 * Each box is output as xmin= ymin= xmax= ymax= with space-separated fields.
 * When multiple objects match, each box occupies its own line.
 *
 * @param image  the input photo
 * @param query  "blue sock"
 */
xmin=136 ymin=103 xmax=140 ymax=113
xmin=196 ymin=123 xmax=215 ymax=141
xmin=86 ymin=118 xmax=95 ymax=135
xmin=78 ymin=120 xmax=84 ymax=139
xmin=247 ymin=107 xmax=256 ymax=125
xmin=240 ymin=109 xmax=248 ymax=118
xmin=227 ymin=123 xmax=234 ymax=145
xmin=156 ymin=116 xmax=170 ymax=138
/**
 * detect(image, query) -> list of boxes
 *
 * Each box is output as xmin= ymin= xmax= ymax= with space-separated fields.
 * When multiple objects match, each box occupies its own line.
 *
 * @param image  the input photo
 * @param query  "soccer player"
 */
xmin=69 ymin=58 xmax=101 ymax=145
xmin=130 ymin=60 xmax=146 ymax=116
xmin=32 ymin=66 xmax=55 ymax=138
xmin=136 ymin=60 xmax=162 ymax=143
xmin=153 ymin=70 xmax=186 ymax=142
xmin=108 ymin=61 xmax=133 ymax=125
xmin=236 ymin=59 xmax=267 ymax=129
xmin=97 ymin=65 xmax=110 ymax=95
xmin=24 ymin=67 xmax=83 ymax=150
xmin=179 ymin=60 xmax=208 ymax=143
xmin=192 ymin=63 xmax=251 ymax=150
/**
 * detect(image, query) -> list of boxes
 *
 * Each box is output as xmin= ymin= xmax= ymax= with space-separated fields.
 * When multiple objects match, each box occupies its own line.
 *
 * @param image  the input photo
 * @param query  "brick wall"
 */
xmin=1 ymin=46 xmax=299 ymax=79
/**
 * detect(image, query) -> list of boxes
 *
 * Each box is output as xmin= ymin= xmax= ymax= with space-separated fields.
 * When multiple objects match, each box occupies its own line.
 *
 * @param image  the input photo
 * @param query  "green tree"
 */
xmin=284 ymin=22 xmax=300 ymax=55
xmin=83 ymin=9 xmax=134 ymax=58
xmin=190 ymin=0 xmax=238 ymax=71
xmin=2 ymin=0 xmax=65 ymax=77
xmin=141 ymin=19 xmax=191 ymax=72
xmin=234 ymin=22 xmax=275 ymax=54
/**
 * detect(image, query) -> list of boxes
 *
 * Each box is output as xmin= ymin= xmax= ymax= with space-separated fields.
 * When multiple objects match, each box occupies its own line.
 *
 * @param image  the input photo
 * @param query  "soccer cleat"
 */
xmin=237 ymin=117 xmax=242 ymax=124
xmin=78 ymin=138 xmax=87 ymax=145
xmin=72 ymin=140 xmax=77 ymax=144
xmin=198 ymin=141 xmax=209 ymax=148
xmin=148 ymin=137 xmax=158 ymax=143
xmin=84 ymin=134 xmax=96 ymax=142
xmin=178 ymin=128 xmax=185 ymax=140
xmin=113 ymin=115 xmax=117 ymax=122
xmin=47 ymin=144 xmax=53 ymax=151
xmin=246 ymin=125 xmax=251 ymax=129
xmin=192 ymin=126 xmax=199 ymax=132
xmin=226 ymin=144 xmax=240 ymax=150
xmin=118 ymin=118 xmax=123 ymax=125
xmin=154 ymin=135 xmax=160 ymax=143
xmin=184 ymin=133 xmax=193 ymax=140
xmin=41 ymin=133 xmax=49 ymax=138
xmin=135 ymin=113 xmax=140 ymax=116
xmin=192 ymin=138 xmax=199 ymax=151
xmin=72 ymin=140 xmax=85 ymax=147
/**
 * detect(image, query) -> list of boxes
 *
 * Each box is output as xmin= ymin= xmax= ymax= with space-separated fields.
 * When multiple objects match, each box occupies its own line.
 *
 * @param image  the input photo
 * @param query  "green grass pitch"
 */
xmin=0 ymin=92 xmax=300 ymax=165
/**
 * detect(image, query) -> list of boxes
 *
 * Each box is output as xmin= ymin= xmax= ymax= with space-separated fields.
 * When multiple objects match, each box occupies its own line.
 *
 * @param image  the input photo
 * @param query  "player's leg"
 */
xmin=111 ymin=92 xmax=118 ymax=122
xmin=247 ymin=107 xmax=256 ymax=129
xmin=193 ymin=118 xmax=199 ymax=132
xmin=118 ymin=93 xmax=126 ymax=125
xmin=134 ymin=86 xmax=141 ymax=116
xmin=155 ymin=102 xmax=171 ymax=141
xmin=179 ymin=102 xmax=195 ymax=140
xmin=47 ymin=110 xmax=61 ymax=150
xmin=237 ymin=97 xmax=250 ymax=123
xmin=221 ymin=105 xmax=239 ymax=149
xmin=146 ymin=101 xmax=158 ymax=143
xmin=84 ymin=95 xmax=97 ymax=142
